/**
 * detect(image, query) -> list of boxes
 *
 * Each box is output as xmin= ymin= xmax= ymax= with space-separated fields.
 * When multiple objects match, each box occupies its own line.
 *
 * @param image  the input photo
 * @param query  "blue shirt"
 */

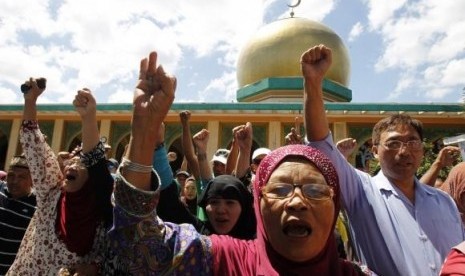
xmin=309 ymin=134 xmax=465 ymax=276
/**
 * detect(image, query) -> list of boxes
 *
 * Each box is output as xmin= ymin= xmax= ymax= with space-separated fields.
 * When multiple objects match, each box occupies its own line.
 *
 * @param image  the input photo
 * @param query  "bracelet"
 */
xmin=121 ymin=157 xmax=153 ymax=173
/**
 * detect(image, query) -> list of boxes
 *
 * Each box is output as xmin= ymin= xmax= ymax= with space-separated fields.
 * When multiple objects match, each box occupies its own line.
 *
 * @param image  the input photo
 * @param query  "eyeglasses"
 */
xmin=261 ymin=183 xmax=334 ymax=201
xmin=379 ymin=140 xmax=423 ymax=151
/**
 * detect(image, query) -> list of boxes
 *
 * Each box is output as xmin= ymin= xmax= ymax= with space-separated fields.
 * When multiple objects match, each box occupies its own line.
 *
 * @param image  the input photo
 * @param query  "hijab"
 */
xmin=198 ymin=175 xmax=256 ymax=240
xmin=440 ymin=162 xmax=465 ymax=223
xmin=211 ymin=145 xmax=363 ymax=275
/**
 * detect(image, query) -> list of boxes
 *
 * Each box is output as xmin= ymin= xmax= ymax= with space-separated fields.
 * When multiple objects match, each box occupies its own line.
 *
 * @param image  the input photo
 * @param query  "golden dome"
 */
xmin=237 ymin=17 xmax=350 ymax=87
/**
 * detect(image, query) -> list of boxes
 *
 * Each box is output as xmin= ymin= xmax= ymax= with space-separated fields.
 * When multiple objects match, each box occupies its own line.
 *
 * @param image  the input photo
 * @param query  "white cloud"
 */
xmin=0 ymin=0 xmax=269 ymax=104
xmin=107 ymin=86 xmax=133 ymax=103
xmin=278 ymin=0 xmax=336 ymax=21
xmin=2 ymin=0 xmax=463 ymax=104
xmin=441 ymin=59 xmax=465 ymax=87
xmin=198 ymin=71 xmax=237 ymax=102
xmin=348 ymin=22 xmax=364 ymax=42
xmin=364 ymin=0 xmax=465 ymax=101
xmin=365 ymin=0 xmax=407 ymax=30
xmin=0 ymin=87 xmax=20 ymax=104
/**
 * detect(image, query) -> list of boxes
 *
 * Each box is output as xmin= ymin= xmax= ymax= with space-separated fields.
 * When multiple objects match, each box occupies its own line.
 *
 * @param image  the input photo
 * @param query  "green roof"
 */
xmin=236 ymin=77 xmax=352 ymax=102
xmin=0 ymin=102 xmax=463 ymax=112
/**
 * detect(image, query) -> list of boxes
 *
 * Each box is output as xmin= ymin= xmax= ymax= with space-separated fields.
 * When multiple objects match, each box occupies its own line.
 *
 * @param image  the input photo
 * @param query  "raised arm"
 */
xmin=152 ymin=123 xmax=175 ymax=190
xmin=336 ymin=138 xmax=358 ymax=160
xmin=234 ymin=122 xmax=253 ymax=179
xmin=20 ymin=78 xmax=63 ymax=198
xmin=122 ymin=52 xmax=176 ymax=191
xmin=301 ymin=45 xmax=364 ymax=212
xmin=193 ymin=129 xmax=213 ymax=182
xmin=285 ymin=117 xmax=303 ymax=145
xmin=73 ymin=88 xmax=99 ymax=153
xmin=22 ymin=78 xmax=45 ymax=121
xmin=225 ymin=137 xmax=239 ymax=175
xmin=420 ymin=146 xmax=461 ymax=187
xmin=302 ymin=45 xmax=332 ymax=141
xmin=180 ymin=110 xmax=200 ymax=179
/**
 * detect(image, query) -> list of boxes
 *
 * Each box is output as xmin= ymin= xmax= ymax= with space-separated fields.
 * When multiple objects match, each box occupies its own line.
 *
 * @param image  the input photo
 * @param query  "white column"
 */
xmin=332 ymin=122 xmax=348 ymax=144
xmin=268 ymin=121 xmax=281 ymax=150
xmin=51 ymin=119 xmax=64 ymax=153
xmin=207 ymin=120 xmax=220 ymax=160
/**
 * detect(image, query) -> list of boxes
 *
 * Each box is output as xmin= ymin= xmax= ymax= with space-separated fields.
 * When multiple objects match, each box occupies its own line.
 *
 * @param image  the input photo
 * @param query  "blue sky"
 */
xmin=1 ymin=0 xmax=464 ymax=104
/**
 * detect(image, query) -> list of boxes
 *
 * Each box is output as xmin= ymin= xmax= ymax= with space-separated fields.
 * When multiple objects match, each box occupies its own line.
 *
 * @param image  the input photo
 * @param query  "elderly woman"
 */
xmin=105 ymin=50 xmax=370 ymax=275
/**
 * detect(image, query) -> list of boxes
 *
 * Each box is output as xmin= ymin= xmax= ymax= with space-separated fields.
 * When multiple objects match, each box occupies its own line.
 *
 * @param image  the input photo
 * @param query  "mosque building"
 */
xmin=1 ymin=14 xmax=464 ymax=171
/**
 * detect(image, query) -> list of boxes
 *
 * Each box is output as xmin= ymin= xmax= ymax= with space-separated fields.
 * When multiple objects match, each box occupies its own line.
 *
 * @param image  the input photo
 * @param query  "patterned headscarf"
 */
xmin=252 ymin=144 xmax=348 ymax=275
xmin=211 ymin=145 xmax=361 ymax=275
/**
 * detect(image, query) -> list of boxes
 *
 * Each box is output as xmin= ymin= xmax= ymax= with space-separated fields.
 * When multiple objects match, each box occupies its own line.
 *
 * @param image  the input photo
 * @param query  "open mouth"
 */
xmin=283 ymin=223 xmax=312 ymax=238
xmin=65 ymin=170 xmax=78 ymax=181
xmin=65 ymin=174 xmax=77 ymax=181
xmin=215 ymin=218 xmax=229 ymax=224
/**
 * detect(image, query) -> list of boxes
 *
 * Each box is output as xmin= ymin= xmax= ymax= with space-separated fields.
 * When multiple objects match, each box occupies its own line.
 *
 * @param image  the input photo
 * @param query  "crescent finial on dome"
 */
xmin=287 ymin=0 xmax=301 ymax=17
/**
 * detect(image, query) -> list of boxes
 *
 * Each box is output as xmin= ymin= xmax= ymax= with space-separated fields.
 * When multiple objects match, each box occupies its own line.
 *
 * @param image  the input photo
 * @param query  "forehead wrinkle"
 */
xmin=270 ymin=161 xmax=327 ymax=185
xmin=382 ymin=125 xmax=421 ymax=141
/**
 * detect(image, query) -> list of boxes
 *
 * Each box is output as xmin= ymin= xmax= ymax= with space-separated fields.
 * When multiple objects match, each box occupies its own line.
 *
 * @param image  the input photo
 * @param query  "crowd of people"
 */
xmin=0 ymin=45 xmax=464 ymax=275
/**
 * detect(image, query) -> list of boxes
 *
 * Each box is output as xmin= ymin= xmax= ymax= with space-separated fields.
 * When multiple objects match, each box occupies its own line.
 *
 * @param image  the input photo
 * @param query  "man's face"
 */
xmin=372 ymin=125 xmax=424 ymax=186
xmin=6 ymin=167 xmax=32 ymax=199
xmin=260 ymin=160 xmax=334 ymax=262
xmin=213 ymin=161 xmax=226 ymax=176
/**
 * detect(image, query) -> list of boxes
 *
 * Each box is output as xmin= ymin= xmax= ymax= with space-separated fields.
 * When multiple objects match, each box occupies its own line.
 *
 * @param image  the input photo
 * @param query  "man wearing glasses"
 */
xmin=302 ymin=44 xmax=464 ymax=276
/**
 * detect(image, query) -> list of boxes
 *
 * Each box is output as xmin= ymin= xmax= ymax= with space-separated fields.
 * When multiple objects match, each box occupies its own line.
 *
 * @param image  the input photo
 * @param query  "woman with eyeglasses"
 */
xmin=106 ymin=50 xmax=370 ymax=275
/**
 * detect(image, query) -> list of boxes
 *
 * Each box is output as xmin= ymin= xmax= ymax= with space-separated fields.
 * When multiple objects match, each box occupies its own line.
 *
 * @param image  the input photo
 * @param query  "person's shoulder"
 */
xmin=421 ymin=182 xmax=459 ymax=206
xmin=210 ymin=234 xmax=254 ymax=253
xmin=440 ymin=245 xmax=465 ymax=275
xmin=421 ymin=181 xmax=449 ymax=197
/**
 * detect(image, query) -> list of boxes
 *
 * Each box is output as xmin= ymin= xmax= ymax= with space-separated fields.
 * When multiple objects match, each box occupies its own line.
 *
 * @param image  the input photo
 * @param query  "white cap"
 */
xmin=211 ymin=149 xmax=230 ymax=164
xmin=252 ymin=147 xmax=271 ymax=161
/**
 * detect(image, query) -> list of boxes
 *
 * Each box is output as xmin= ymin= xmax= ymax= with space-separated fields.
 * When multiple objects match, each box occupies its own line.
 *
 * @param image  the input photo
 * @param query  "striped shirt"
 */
xmin=0 ymin=182 xmax=36 ymax=275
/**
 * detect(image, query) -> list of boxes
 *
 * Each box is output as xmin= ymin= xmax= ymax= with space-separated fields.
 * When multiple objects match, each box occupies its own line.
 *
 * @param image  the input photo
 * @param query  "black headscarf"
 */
xmin=198 ymin=175 xmax=256 ymax=240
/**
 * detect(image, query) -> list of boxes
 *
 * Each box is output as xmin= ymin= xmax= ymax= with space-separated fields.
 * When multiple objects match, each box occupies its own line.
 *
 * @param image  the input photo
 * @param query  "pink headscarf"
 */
xmin=211 ymin=145 xmax=361 ymax=275
xmin=441 ymin=162 xmax=465 ymax=223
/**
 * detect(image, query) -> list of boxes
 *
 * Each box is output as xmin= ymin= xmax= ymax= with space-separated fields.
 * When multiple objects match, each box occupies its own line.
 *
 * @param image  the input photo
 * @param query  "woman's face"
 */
xmin=62 ymin=156 xmax=89 ymax=192
xmin=206 ymin=198 xmax=242 ymax=234
xmin=183 ymin=180 xmax=197 ymax=200
xmin=260 ymin=159 xmax=335 ymax=262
